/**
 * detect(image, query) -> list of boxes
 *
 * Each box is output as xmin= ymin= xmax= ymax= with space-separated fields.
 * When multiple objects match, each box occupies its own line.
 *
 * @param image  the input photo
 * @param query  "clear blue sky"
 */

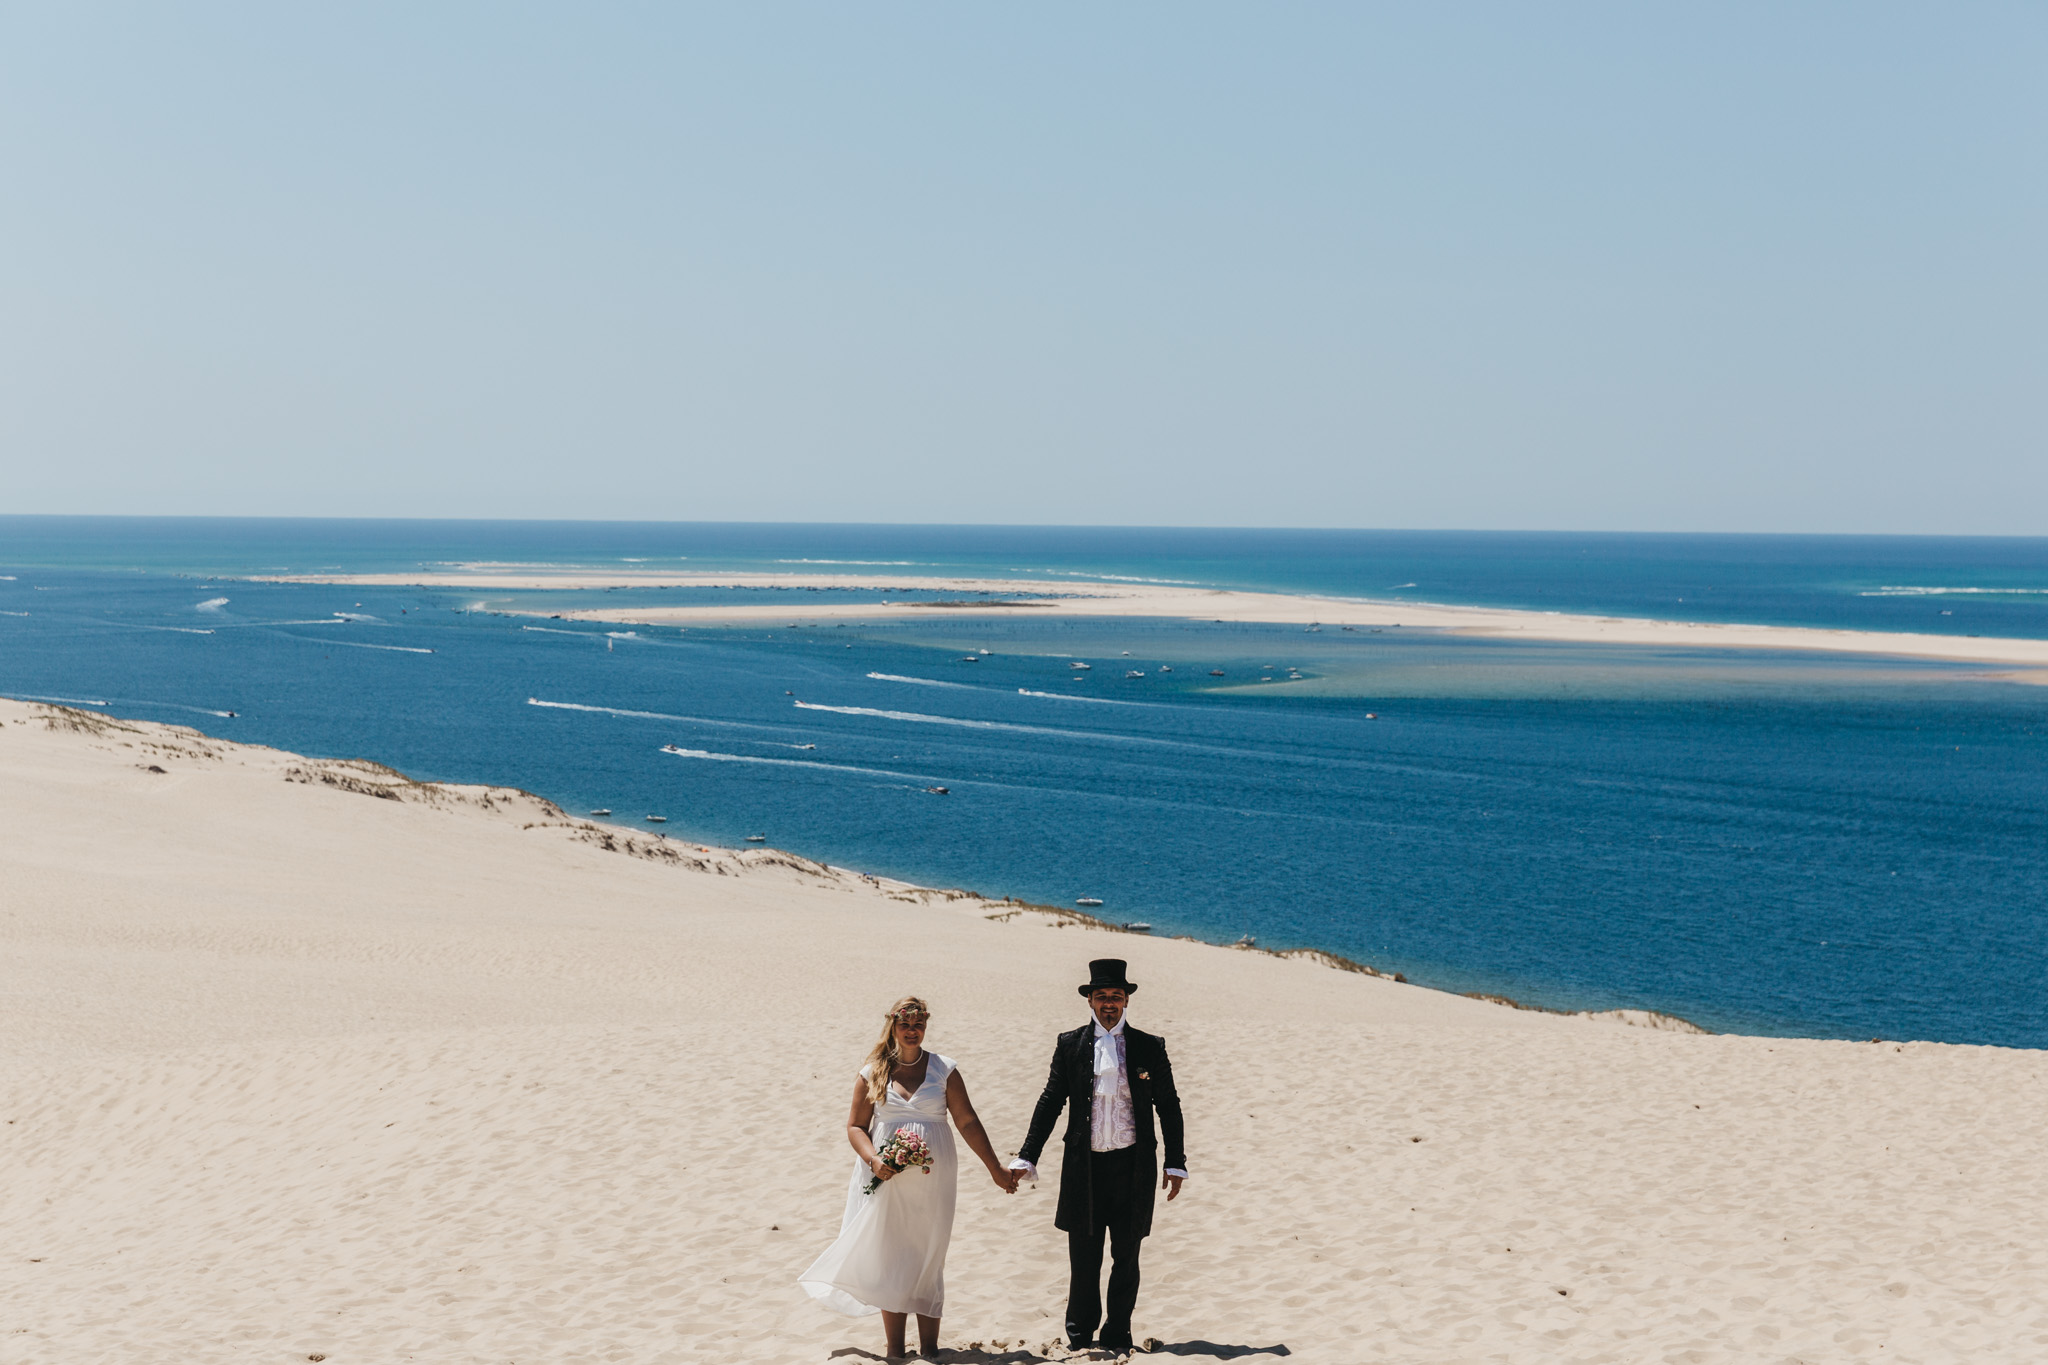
xmin=2 ymin=4 xmax=2043 ymax=532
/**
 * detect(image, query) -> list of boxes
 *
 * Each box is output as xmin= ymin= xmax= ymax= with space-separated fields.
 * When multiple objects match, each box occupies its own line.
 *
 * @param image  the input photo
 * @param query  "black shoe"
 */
xmin=1098 ymin=1336 xmax=1133 ymax=1355
xmin=1067 ymin=1336 xmax=1095 ymax=1352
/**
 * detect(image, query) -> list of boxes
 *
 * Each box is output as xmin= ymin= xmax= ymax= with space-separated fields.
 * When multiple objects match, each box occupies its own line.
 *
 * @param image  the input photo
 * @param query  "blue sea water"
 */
xmin=4 ymin=516 xmax=2046 ymax=1048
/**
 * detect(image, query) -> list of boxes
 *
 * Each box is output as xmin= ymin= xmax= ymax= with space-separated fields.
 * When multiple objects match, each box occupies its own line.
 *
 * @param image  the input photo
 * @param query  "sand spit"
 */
xmin=4 ymin=698 xmax=2047 ymax=1363
xmin=255 ymin=568 xmax=2048 ymax=668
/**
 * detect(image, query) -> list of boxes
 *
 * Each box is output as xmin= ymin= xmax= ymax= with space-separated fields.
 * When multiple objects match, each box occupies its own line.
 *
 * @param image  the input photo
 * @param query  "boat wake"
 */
xmin=1861 ymin=586 xmax=2048 ymax=597
xmin=277 ymin=634 xmax=432 ymax=654
xmin=658 ymin=745 xmax=937 ymax=783
xmin=866 ymin=672 xmax=976 ymax=689
xmin=526 ymin=697 xmax=766 ymax=731
xmin=1016 ymin=689 xmax=1146 ymax=706
xmin=100 ymin=622 xmax=216 ymax=635
xmin=2 ymin=693 xmax=234 ymax=718
xmin=794 ymin=699 xmax=1120 ymax=743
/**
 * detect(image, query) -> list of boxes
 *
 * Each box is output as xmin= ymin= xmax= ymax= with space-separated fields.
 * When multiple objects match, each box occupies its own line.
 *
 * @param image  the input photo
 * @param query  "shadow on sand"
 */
xmin=829 ymin=1343 xmax=1290 ymax=1363
xmin=829 ymin=1349 xmax=1052 ymax=1364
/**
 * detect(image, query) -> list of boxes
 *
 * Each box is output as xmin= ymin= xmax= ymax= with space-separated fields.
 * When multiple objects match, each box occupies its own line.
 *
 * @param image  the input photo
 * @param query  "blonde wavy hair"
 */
xmin=862 ymin=996 xmax=931 ymax=1107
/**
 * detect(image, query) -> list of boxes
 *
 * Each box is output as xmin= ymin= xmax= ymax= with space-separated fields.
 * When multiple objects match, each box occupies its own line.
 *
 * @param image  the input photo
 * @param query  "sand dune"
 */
xmin=255 ymin=568 xmax=2048 ymax=668
xmin=4 ymin=697 xmax=2046 ymax=1363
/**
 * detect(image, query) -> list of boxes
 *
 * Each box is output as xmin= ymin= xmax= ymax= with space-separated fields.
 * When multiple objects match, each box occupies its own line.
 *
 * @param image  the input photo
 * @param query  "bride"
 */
xmin=799 ymin=996 xmax=1019 ymax=1359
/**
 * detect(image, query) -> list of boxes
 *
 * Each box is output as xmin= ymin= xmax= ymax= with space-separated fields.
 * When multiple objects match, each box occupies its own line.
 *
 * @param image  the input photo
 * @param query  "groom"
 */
xmin=1011 ymin=959 xmax=1188 ymax=1356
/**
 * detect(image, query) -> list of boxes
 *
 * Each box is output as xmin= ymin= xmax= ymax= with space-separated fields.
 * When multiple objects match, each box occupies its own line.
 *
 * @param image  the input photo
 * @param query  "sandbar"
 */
xmin=255 ymin=567 xmax=2048 ymax=668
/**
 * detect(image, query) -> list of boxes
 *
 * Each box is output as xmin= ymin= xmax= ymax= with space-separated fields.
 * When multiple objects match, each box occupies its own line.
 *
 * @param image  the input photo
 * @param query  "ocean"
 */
xmin=4 ymin=516 xmax=2045 ymax=1047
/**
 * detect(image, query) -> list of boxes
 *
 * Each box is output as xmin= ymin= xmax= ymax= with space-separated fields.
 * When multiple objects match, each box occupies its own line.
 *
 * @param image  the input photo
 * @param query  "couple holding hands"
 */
xmin=799 ymin=959 xmax=1189 ymax=1360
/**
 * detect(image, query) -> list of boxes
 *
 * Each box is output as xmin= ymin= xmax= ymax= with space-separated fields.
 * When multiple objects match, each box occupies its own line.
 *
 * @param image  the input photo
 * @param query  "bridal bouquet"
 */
xmin=863 ymin=1126 xmax=935 ymax=1195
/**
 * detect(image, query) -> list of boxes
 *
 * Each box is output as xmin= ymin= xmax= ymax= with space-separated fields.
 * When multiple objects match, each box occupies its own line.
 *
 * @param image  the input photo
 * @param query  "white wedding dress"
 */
xmin=799 ymin=1053 xmax=959 ymax=1319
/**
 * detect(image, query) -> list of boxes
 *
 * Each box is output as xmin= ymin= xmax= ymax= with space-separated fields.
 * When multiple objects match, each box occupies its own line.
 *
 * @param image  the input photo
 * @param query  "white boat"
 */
xmin=1209 ymin=669 xmax=1226 ymax=677
xmin=1075 ymin=897 xmax=1104 ymax=907
xmin=1122 ymin=922 xmax=1152 ymax=933
xmin=590 ymin=808 xmax=612 ymax=816
xmin=746 ymin=834 xmax=767 ymax=842
xmin=644 ymin=815 xmax=667 ymax=823
xmin=1125 ymin=670 xmax=1144 ymax=678
xmin=1069 ymin=662 xmax=1091 ymax=670
xmin=1158 ymin=666 xmax=1172 ymax=673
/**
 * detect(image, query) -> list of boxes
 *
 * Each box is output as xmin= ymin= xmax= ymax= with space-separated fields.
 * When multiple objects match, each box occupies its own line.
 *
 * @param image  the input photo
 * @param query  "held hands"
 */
xmin=1163 ymin=1172 xmax=1185 ymax=1202
xmin=989 ymin=1165 xmax=1020 ymax=1194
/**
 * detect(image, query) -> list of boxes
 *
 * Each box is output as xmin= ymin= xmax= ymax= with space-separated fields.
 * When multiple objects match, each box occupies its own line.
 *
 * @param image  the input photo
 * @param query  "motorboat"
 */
xmin=925 ymin=785 xmax=950 ymax=795
xmin=794 ymin=743 xmax=816 ymax=750
xmin=959 ymin=656 xmax=979 ymax=662
xmin=1122 ymin=922 xmax=1152 ymax=933
xmin=1075 ymin=897 xmax=1104 ymax=907
xmin=745 ymin=834 xmax=767 ymax=842
xmin=644 ymin=815 xmax=667 ymax=823
xmin=1158 ymin=666 xmax=1172 ymax=673
xmin=1069 ymin=661 xmax=1091 ymax=670
xmin=590 ymin=808 xmax=612 ymax=816
xmin=1125 ymin=670 xmax=1144 ymax=679
xmin=1209 ymin=669 xmax=1226 ymax=677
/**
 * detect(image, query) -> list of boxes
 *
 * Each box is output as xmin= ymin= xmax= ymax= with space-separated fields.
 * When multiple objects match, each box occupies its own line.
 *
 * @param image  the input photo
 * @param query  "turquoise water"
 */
xmin=4 ymin=517 xmax=2045 ymax=1047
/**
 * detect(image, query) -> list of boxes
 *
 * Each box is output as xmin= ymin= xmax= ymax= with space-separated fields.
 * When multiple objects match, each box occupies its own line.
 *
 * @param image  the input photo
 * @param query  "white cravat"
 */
xmin=1093 ymin=1018 xmax=1123 ymax=1092
xmin=1007 ymin=1016 xmax=1188 ymax=1183
xmin=1091 ymin=1018 xmax=1135 ymax=1151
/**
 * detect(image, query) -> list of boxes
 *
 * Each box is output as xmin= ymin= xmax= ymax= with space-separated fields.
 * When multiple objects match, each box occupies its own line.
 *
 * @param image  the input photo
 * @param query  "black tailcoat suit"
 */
xmin=1018 ymin=1023 xmax=1186 ymax=1348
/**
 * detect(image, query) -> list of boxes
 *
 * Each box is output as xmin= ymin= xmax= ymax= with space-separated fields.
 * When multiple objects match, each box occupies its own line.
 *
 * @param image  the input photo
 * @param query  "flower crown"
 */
xmin=891 ymin=1005 xmax=930 ymax=1025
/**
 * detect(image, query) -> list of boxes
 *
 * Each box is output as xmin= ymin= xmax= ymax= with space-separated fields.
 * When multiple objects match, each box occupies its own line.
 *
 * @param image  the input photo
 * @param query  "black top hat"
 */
xmin=1079 ymin=958 xmax=1138 ymax=997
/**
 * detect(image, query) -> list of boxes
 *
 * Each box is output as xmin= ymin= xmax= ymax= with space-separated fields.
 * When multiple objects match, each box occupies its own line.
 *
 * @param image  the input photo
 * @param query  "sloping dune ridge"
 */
xmin=2 ymin=697 xmax=2045 ymax=1364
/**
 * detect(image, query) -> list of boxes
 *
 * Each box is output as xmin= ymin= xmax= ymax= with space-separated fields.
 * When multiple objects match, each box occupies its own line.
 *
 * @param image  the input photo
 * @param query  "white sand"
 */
xmin=4 ymin=697 xmax=2047 ymax=1363
xmin=257 ymin=567 xmax=2048 ymax=669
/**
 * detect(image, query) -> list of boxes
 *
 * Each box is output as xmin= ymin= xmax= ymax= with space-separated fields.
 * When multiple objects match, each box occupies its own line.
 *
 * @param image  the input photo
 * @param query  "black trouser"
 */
xmin=1066 ymin=1146 xmax=1145 ymax=1349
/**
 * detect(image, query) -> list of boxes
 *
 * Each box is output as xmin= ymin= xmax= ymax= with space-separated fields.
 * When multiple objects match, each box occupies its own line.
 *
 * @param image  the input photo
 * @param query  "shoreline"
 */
xmin=11 ymin=696 xmax=2048 ymax=1361
xmin=252 ymin=567 xmax=2048 ymax=669
xmin=14 ymin=697 xmax=1710 ymax=1038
